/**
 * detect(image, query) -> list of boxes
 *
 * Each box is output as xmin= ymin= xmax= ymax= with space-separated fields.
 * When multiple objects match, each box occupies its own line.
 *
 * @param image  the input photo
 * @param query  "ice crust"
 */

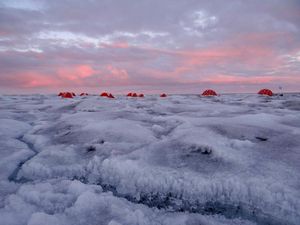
xmin=0 ymin=94 xmax=299 ymax=225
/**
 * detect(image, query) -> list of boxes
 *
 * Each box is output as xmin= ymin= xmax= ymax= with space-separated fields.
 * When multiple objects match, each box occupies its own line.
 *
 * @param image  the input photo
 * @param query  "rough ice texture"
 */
xmin=0 ymin=93 xmax=299 ymax=225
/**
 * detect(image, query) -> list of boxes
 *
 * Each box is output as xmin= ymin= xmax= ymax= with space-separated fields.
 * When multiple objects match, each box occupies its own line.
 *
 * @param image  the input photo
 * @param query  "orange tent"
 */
xmin=258 ymin=89 xmax=273 ymax=96
xmin=107 ymin=93 xmax=115 ymax=98
xmin=62 ymin=92 xmax=73 ymax=98
xmin=101 ymin=92 xmax=115 ymax=98
xmin=160 ymin=93 xmax=167 ymax=97
xmin=202 ymin=89 xmax=217 ymax=96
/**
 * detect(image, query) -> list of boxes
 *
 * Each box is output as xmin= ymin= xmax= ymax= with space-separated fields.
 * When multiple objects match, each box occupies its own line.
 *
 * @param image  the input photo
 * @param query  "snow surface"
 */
xmin=0 ymin=93 xmax=299 ymax=225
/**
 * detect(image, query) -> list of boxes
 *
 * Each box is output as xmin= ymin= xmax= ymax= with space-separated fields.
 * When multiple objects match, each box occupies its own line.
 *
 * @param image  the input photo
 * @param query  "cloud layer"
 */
xmin=0 ymin=0 xmax=300 ymax=93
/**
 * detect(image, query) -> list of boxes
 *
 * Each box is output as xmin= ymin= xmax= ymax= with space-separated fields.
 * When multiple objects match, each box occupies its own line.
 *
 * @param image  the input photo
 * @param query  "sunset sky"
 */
xmin=0 ymin=0 xmax=300 ymax=94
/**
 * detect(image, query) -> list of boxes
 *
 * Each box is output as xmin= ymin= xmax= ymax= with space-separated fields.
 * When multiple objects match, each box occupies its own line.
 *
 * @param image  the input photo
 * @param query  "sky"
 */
xmin=0 ymin=0 xmax=300 ymax=94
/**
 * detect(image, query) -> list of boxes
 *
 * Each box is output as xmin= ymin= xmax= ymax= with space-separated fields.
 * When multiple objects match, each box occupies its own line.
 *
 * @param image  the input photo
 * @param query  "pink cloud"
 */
xmin=54 ymin=64 xmax=129 ymax=87
xmin=101 ymin=41 xmax=129 ymax=49
xmin=57 ymin=64 xmax=96 ymax=82
xmin=0 ymin=31 xmax=299 ymax=93
xmin=201 ymin=75 xmax=275 ymax=84
xmin=5 ymin=71 xmax=59 ymax=88
xmin=129 ymin=42 xmax=278 ymax=83
xmin=105 ymin=65 xmax=129 ymax=80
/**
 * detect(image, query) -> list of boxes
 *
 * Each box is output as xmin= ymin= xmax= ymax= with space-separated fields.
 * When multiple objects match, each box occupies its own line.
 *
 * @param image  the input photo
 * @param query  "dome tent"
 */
xmin=80 ymin=93 xmax=88 ymax=96
xmin=100 ymin=92 xmax=115 ymax=98
xmin=258 ymin=89 xmax=273 ymax=96
xmin=61 ymin=92 xmax=73 ymax=98
xmin=202 ymin=89 xmax=217 ymax=96
xmin=127 ymin=92 xmax=143 ymax=97
xmin=107 ymin=93 xmax=115 ymax=98
xmin=160 ymin=93 xmax=167 ymax=97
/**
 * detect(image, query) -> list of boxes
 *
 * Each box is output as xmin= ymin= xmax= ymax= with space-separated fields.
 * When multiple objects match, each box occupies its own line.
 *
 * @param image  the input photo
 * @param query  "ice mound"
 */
xmin=1 ymin=179 xmax=255 ymax=225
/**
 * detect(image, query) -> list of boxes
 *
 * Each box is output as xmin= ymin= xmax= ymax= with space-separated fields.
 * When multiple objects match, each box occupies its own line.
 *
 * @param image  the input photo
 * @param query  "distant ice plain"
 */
xmin=0 ymin=93 xmax=299 ymax=225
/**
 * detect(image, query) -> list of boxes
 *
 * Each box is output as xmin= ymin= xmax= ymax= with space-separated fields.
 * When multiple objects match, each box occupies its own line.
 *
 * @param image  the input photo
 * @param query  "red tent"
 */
xmin=202 ymin=89 xmax=217 ymax=96
xmin=100 ymin=92 xmax=109 ymax=97
xmin=160 ymin=93 xmax=167 ymax=97
xmin=80 ymin=93 xmax=88 ymax=96
xmin=58 ymin=92 xmax=64 ymax=96
xmin=138 ymin=94 xmax=144 ymax=97
xmin=100 ymin=92 xmax=115 ymax=98
xmin=62 ymin=92 xmax=73 ymax=98
xmin=258 ymin=89 xmax=273 ymax=96
xmin=132 ymin=93 xmax=138 ymax=97
xmin=127 ymin=92 xmax=132 ymax=97
xmin=107 ymin=93 xmax=115 ymax=98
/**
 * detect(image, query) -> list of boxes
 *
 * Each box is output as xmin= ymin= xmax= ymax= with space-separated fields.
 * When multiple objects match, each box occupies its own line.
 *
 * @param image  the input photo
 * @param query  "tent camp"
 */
xmin=258 ymin=89 xmax=273 ymax=96
xmin=202 ymin=89 xmax=217 ymax=96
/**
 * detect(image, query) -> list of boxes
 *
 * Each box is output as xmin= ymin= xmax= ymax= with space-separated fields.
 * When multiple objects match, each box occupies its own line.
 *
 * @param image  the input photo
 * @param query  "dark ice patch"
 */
xmin=255 ymin=137 xmax=268 ymax=142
